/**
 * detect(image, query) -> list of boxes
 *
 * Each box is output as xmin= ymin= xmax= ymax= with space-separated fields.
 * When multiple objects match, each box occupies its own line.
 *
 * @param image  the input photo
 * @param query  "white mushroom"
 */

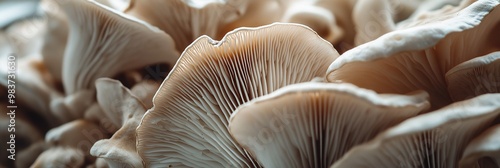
xmin=90 ymin=78 xmax=146 ymax=168
xmin=54 ymin=0 xmax=179 ymax=94
xmin=327 ymin=0 xmax=500 ymax=109
xmin=446 ymin=51 xmax=500 ymax=101
xmin=31 ymin=147 xmax=85 ymax=168
xmin=125 ymin=0 xmax=247 ymax=51
xmin=229 ymin=82 xmax=430 ymax=168
xmin=331 ymin=94 xmax=500 ymax=168
xmin=136 ymin=23 xmax=338 ymax=167
xmin=459 ymin=124 xmax=500 ymax=168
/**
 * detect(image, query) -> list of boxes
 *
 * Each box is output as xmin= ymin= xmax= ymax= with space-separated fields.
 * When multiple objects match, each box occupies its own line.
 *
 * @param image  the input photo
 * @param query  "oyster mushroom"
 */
xmin=459 ymin=124 xmax=500 ymax=168
xmin=45 ymin=119 xmax=109 ymax=161
xmin=31 ymin=147 xmax=85 ymax=168
xmin=90 ymin=78 xmax=146 ymax=168
xmin=280 ymin=1 xmax=344 ymax=43
xmin=125 ymin=0 xmax=247 ymax=51
xmin=136 ymin=23 xmax=338 ymax=167
xmin=327 ymin=0 xmax=500 ymax=109
xmin=54 ymin=0 xmax=179 ymax=94
xmin=228 ymin=82 xmax=430 ymax=168
xmin=331 ymin=94 xmax=500 ymax=168
xmin=50 ymin=0 xmax=179 ymax=118
xmin=446 ymin=51 xmax=500 ymax=102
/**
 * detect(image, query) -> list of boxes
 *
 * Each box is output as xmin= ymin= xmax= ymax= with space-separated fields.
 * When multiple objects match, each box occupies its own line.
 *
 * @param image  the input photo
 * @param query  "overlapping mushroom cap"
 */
xmin=56 ymin=0 xmax=179 ymax=94
xmin=331 ymin=94 xmax=500 ymax=168
xmin=125 ymin=0 xmax=247 ymax=51
xmin=446 ymin=51 xmax=500 ymax=101
xmin=136 ymin=23 xmax=338 ymax=167
xmin=327 ymin=0 xmax=500 ymax=109
xmin=228 ymin=82 xmax=429 ymax=168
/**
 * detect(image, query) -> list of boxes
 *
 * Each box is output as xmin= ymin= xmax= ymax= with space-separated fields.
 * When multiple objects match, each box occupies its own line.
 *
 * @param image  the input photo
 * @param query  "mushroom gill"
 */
xmin=55 ymin=0 xmax=179 ymax=94
xmin=136 ymin=23 xmax=338 ymax=167
xmin=327 ymin=0 xmax=500 ymax=109
xmin=125 ymin=0 xmax=247 ymax=51
xmin=446 ymin=51 xmax=500 ymax=102
xmin=228 ymin=82 xmax=429 ymax=168
xmin=331 ymin=94 xmax=500 ymax=168
xmin=459 ymin=124 xmax=500 ymax=168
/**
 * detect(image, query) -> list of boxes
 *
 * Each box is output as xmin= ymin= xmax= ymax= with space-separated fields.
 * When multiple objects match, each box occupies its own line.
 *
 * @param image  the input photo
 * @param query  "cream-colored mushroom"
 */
xmin=446 ymin=51 xmax=500 ymax=102
xmin=459 ymin=124 xmax=500 ymax=168
xmin=90 ymin=78 xmax=146 ymax=168
xmin=54 ymin=0 xmax=179 ymax=94
xmin=229 ymin=82 xmax=429 ymax=168
xmin=125 ymin=0 xmax=247 ymax=51
xmin=327 ymin=0 xmax=500 ymax=109
xmin=31 ymin=147 xmax=85 ymax=168
xmin=45 ymin=119 xmax=109 ymax=161
xmin=136 ymin=23 xmax=338 ymax=167
xmin=331 ymin=94 xmax=500 ymax=168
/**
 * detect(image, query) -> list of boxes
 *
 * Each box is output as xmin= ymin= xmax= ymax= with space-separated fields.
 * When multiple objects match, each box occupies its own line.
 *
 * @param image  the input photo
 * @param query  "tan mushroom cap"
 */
xmin=228 ymin=82 xmax=429 ymax=168
xmin=90 ymin=78 xmax=146 ymax=168
xmin=137 ymin=23 xmax=338 ymax=167
xmin=459 ymin=124 xmax=500 ymax=168
xmin=31 ymin=147 xmax=85 ymax=168
xmin=327 ymin=0 xmax=500 ymax=109
xmin=446 ymin=51 xmax=500 ymax=102
xmin=331 ymin=94 xmax=500 ymax=168
xmin=45 ymin=119 xmax=109 ymax=160
xmin=125 ymin=0 xmax=247 ymax=51
xmin=55 ymin=0 xmax=179 ymax=94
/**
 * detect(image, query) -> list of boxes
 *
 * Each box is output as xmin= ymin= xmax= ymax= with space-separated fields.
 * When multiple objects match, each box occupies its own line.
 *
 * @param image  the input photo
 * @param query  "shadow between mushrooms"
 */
xmin=136 ymin=23 xmax=338 ymax=167
xmin=327 ymin=0 xmax=500 ymax=109
xmin=125 ymin=0 xmax=247 ymax=51
xmin=331 ymin=94 xmax=500 ymax=168
xmin=228 ymin=82 xmax=430 ymax=168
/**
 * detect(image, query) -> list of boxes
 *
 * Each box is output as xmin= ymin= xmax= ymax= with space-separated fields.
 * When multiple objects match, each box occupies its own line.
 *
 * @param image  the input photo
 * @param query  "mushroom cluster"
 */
xmin=0 ymin=0 xmax=499 ymax=167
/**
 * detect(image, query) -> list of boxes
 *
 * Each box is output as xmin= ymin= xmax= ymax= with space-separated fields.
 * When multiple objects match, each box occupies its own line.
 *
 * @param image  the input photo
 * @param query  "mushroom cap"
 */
xmin=331 ymin=93 xmax=500 ymax=168
xmin=55 ymin=0 xmax=179 ymax=94
xmin=45 ymin=119 xmax=108 ymax=158
xmin=228 ymin=82 xmax=430 ymax=168
xmin=136 ymin=23 xmax=338 ymax=167
xmin=90 ymin=78 xmax=146 ymax=167
xmin=327 ymin=0 xmax=500 ymax=109
xmin=31 ymin=147 xmax=85 ymax=168
xmin=459 ymin=124 xmax=500 ymax=168
xmin=125 ymin=0 xmax=247 ymax=51
xmin=446 ymin=51 xmax=500 ymax=101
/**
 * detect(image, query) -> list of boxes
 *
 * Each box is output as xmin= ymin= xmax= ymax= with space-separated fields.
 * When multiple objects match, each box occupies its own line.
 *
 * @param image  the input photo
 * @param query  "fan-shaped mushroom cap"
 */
xmin=327 ymin=0 xmax=500 ymax=109
xmin=90 ymin=78 xmax=146 ymax=167
xmin=45 ymin=119 xmax=108 ymax=160
xmin=446 ymin=51 xmax=500 ymax=102
xmin=55 ymin=0 xmax=179 ymax=94
xmin=331 ymin=94 xmax=500 ymax=168
xmin=137 ymin=23 xmax=338 ymax=167
xmin=352 ymin=0 xmax=395 ymax=45
xmin=228 ymin=82 xmax=430 ymax=168
xmin=125 ymin=0 xmax=247 ymax=51
xmin=280 ymin=1 xmax=344 ymax=43
xmin=31 ymin=147 xmax=85 ymax=168
xmin=459 ymin=124 xmax=500 ymax=168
